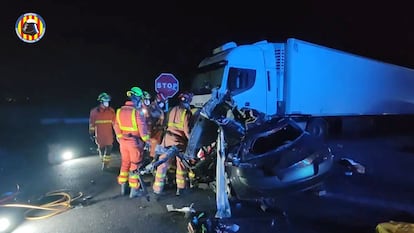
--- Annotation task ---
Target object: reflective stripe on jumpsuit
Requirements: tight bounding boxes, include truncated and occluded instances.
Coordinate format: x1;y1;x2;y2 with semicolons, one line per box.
152;105;191;194
113;101;150;194
89;106;115;164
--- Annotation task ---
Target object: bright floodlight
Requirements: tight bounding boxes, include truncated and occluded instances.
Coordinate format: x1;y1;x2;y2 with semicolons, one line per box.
62;150;74;160
0;217;11;232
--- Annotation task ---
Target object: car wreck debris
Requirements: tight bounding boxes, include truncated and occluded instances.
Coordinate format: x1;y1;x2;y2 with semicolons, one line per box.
187;212;240;233
185;89;334;202
215;126;232;219
166;203;196;218
146;88;334;218
339;157;366;175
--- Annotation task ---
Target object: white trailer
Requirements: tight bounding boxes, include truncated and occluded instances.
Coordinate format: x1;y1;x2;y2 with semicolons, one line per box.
190;38;414;138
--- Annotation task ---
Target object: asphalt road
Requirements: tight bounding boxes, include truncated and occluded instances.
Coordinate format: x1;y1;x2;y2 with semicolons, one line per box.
2;135;414;233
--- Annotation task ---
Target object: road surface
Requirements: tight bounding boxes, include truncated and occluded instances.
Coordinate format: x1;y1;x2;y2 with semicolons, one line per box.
1;135;414;233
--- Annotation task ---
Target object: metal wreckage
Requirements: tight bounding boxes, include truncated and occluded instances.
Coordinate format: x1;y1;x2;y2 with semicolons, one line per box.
143;88;335;215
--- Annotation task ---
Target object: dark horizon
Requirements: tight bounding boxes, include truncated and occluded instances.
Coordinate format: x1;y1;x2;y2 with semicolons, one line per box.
1;1;414;105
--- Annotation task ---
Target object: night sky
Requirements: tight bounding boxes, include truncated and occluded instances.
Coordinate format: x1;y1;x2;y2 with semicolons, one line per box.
1;1;413;107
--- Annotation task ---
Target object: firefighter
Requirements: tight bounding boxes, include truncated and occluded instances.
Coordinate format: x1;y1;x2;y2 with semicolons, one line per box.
142;91;152;108
141;91;152;134
147;93;167;159
141;91;153;146
141;91;152;126
152;92;193;197
89;92;116;170
113;86;150;198
155;92;168;112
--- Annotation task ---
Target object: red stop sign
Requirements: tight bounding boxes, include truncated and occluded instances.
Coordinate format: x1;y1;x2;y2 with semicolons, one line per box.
155;73;179;98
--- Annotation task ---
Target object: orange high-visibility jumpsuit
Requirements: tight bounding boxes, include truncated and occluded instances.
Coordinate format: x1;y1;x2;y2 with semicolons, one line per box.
89;105;115;163
113;101;150;190
152;105;192;194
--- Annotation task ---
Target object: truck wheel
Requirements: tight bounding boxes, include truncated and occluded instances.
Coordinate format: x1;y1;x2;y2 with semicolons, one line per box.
306;118;328;139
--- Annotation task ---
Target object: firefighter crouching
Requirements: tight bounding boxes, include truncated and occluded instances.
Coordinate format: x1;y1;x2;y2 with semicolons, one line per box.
113;86;150;198
152;92;193;197
89;92;116;170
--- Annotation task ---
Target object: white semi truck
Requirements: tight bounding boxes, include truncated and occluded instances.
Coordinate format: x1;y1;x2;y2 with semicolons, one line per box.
190;38;414;138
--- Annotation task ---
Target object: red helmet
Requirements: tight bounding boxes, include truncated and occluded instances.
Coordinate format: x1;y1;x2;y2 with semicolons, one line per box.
156;93;167;102
178;92;193;103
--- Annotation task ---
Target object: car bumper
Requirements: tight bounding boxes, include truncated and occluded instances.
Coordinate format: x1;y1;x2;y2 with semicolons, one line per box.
229;154;334;200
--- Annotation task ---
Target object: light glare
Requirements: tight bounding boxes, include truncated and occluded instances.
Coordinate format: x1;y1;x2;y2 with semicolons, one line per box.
0;217;11;232
62;150;74;160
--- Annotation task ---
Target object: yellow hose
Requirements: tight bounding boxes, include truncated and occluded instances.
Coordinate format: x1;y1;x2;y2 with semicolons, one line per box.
0;190;83;220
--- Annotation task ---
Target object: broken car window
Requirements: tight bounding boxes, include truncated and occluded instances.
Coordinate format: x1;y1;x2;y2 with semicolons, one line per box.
250;122;303;155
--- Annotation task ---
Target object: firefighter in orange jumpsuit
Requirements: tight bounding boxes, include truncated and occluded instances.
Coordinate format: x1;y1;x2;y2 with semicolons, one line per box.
149;93;168;158
142;92;167;159
89;92;116;170
113;87;150;198
141;91;154;158
152;92;193;196
155;92;168;112
141;91;152;125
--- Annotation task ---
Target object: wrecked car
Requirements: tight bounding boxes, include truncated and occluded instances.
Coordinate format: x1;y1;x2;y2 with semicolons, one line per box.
184;89;335;201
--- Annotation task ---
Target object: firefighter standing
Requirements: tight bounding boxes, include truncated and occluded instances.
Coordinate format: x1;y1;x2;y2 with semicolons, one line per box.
141;91;152;129
142;91;152;109
89;92;116;170
155;92;168;112
149;93;168;158
113;87;150;198
143;92;167;159
152;92;193;196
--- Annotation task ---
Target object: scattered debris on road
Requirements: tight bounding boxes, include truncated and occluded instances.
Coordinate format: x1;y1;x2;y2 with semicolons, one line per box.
82;195;93;201
166;203;196;218
339;157;366;175
187;212;240;233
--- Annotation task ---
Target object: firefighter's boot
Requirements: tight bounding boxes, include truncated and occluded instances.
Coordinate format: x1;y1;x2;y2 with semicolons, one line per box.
120;183;128;196
189;170;196;188
176;188;184;196
129;188;142;198
101;155;111;170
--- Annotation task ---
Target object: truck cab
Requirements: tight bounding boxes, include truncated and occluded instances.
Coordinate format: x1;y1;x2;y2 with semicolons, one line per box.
191;40;284;118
